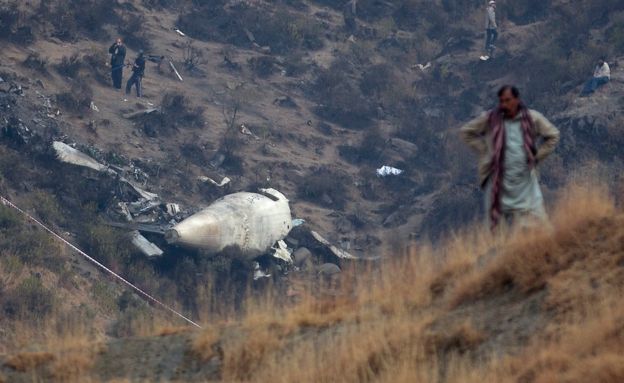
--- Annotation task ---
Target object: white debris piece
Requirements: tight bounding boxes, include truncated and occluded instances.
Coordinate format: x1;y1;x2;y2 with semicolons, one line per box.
90;101;99;112
169;60;184;82
122;178;159;201
253;262;271;280
240;124;253;136
292;218;305;227
197;176;231;187
310;231;358;260
166;203;181;216
118;202;133;221
174;28;186;37
52;142;112;173
131;230;164;257
412;62;431;71
376;165;404;177
272;240;293;263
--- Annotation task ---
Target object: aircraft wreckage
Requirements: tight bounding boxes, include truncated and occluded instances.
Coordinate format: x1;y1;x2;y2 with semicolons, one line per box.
51;141;357;261
165;188;292;257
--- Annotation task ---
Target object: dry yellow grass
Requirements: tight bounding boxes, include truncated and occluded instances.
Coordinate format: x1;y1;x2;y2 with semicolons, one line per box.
4;351;55;372
2;178;623;382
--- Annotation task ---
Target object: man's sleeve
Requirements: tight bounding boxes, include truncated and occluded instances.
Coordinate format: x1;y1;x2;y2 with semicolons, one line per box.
532;111;560;162
108;44;115;54
460;113;489;155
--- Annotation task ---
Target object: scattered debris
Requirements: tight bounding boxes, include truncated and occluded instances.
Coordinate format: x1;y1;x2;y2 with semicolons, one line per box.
239;124;259;140
272;240;293;263
310;231;358;259
412;62;432;71
89;101;99;112
253;262;271;280
292;218;305;227
376;165;404;177
118;202;133;221
166;203;181;217
198;175;231;187
128;199;161;216
52;141;113;174
131;231;164;257
168;60;184;82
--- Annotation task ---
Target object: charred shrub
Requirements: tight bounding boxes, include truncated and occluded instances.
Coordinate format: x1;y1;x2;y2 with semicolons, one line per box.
56;80;94;114
312;61;375;129
22;53;48;74
3;277;55;319
141;92;205;136
360;64;397;98
82;49;110;86
248;56;278;78
338;127;385;165
0;5;34;45
118;13;152;51
298;167;349;209
161;92;205;129
56;53;82;78
40;0;119;41
178;4;323;54
504;0;552;25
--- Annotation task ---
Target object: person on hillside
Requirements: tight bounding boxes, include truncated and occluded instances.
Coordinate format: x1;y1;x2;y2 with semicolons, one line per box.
480;1;498;61
126;50;146;98
460;85;560;230
109;38;127;90
580;58;610;96
343;0;358;36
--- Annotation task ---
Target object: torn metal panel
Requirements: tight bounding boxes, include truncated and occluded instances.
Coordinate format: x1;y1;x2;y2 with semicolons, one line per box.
272;240;293;263
198;176;231;187
131;230;164;257
165;203;180;217
310;230;358;260
165;190;292;258
121;178;159;201
128;198;161;216
118;202;133;222
52;141;114;174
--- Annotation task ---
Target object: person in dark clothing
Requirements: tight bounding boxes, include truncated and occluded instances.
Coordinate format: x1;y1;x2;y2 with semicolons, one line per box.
109;38;127;89
126;50;146;98
343;0;357;35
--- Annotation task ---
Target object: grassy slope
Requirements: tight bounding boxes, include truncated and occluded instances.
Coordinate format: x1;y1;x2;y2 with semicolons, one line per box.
1;181;623;382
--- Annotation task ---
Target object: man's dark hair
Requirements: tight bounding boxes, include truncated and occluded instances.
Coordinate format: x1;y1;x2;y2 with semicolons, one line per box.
498;85;520;98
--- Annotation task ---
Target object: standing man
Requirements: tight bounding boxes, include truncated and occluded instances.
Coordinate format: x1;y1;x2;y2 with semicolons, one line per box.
343;0;358;36
481;1;498;61
580;58;611;96
109;38;126;90
460;85;560;230
126;50;146;98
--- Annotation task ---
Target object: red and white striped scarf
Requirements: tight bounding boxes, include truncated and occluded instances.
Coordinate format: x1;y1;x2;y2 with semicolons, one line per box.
487;105;536;229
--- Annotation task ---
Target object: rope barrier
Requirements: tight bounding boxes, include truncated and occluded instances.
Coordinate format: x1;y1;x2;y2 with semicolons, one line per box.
0;195;202;329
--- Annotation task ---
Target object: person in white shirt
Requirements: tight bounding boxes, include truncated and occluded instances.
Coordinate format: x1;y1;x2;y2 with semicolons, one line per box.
581;58;611;96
